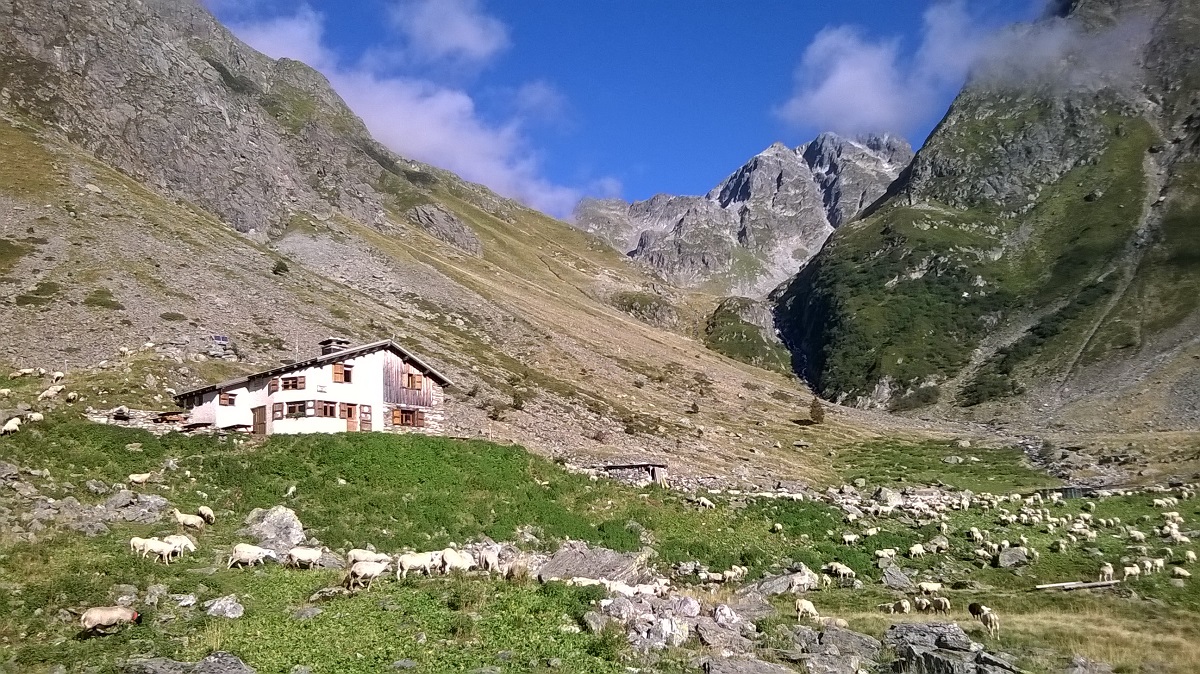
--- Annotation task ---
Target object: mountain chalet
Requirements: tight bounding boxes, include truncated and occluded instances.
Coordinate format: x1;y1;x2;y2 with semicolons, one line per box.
173;338;452;436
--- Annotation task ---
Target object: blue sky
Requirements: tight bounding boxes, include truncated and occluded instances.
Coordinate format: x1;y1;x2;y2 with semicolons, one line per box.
205;1;1043;217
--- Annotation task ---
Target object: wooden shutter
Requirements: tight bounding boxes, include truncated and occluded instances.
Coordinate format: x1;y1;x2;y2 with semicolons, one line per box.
339;403;347;419
272;403;284;420
392;408;402;425
360;405;372;431
415;410;426;427
268;378;279;394
332;363;345;383
305;400;315;416
410;372;424;389
297;376;306;390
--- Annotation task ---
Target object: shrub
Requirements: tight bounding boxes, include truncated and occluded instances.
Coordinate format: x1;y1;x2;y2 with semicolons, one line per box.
809;397;826;424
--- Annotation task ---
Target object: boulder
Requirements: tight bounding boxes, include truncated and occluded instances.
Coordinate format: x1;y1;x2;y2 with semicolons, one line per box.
820;626;882;662
884;622;976;653
667;595;702;618
405;204;484;257
882;565;913;591
239;506;306;555
713;603;742;627
695;618;754;654
581;611;609;633
203;595;244;619
122;652;255;674
738;564;819;595
996;547;1029;568
536;540;653;584
943;455;965;464
873;487;903;508
86;479;110;494
1063;655;1115;674
0;461;18;479
292;607;322;620
703;658;797;674
803;654;860;674
105;490;136;509
308;587;350;603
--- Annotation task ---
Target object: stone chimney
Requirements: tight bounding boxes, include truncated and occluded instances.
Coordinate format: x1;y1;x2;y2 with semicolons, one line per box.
318;337;351;355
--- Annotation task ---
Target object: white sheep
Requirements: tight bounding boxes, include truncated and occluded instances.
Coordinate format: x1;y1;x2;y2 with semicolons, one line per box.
697;497;716;509
25;412;44;422
877;602;895;614
347;549;392;566
129;537;156;556
80;606;142;634
197;506;215;525
37;385;64;401
344;560;391;590
722;565;748;582
1153;558;1166;573
1099;562;1114;582
172;509;205;530
129;473;153;487
162;534;196;560
1174;567;1192;578
479;545;502;575
795;598;819;620
874;548;897;559
227;543;277;568
908;543;927;558
913;597;931;612
286;546;327;569
440;548;476;573
141;538;177;564
931;597;951;615
0;388;9;398
1122;565;1141;580
841;533;860;545
50;371;64;383
1186;550;1196;564
7;368;34;378
980;610;1000;638
917;582;942;595
1;417;21;435
396;551;442;578
893;599;912;614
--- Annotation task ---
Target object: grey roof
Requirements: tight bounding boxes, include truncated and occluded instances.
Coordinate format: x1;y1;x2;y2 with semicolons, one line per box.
172;339;453;401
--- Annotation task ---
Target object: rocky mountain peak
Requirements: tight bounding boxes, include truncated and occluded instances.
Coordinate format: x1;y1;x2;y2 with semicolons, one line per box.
573;132;910;295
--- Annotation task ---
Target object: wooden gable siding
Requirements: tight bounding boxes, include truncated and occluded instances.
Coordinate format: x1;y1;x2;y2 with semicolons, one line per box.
382;351;434;407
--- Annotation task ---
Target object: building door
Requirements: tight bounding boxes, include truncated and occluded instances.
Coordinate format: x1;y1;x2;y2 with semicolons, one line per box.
344;403;358;432
251;406;267;435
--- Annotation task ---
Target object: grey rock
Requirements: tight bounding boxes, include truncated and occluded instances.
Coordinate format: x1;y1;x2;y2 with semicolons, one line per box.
582;610;609;633
803;653;860;674
1063;655;1115;674
171;594;197;607
738;563;819;595
10;481;38;498
667;595;702;618
703;657;797;674
122;652;256;674
391;660;417;670
468;668;500;674
145;584;170;606
203;595;244;619
713;603;742;627
885;622;977;653
406;204;482;256
104;490;137;509
872;487;903;507
536;540;653;584
86;479;111;494
943;455;964;464
547;657;562;668
239;506;305;556
291;607;322;620
112;584;140;606
726;592;776;621
996;547;1030;568
883;565;914;590
820;626;882;662
290;668;312;674
68;520;110;537
0;461;18;479
695;617;754;654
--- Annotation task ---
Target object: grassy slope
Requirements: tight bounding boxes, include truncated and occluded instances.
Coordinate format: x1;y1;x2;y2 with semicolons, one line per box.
2;420;1199;673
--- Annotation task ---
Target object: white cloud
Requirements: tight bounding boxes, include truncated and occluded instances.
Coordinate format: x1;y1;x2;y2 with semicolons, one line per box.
387;0;510;66
775;0;1153;138
513;80;569;123
227;5;594;218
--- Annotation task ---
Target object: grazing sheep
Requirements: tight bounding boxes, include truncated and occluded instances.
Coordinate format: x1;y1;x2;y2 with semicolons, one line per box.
1141;559;1154;575
129;537;156;556
697;497;715;509
917;582;942;595
25;412;44;422
1186;550;1197;564
874;548;897;559
823;562;855;581
931;597;951;615
1;417;21;436
50;371;64;383
172;509;205;530
1174;567;1192;578
908;544;927;558
141;538;177;564
877;602;896;614
723;565;748;582
347;549;392;566
37;385;64;401
820;573;834;589
1128;530;1147;543
162;535;196;560
814;616;848;628
440;548;476;574
0;389;9;398
795;598;819;620
841;533;860;545
913;597;932;612
862;527;880;537
479;546;502;575
80;606;142;634
197;506;215;525
1153;558;1166;573
8;368;34;378
1122;565;1141;580
129;473;153;487
396;551;442;578
980;610;1000;638
893;599;912;614
286;546;327;569
1099;562;1114;582
968;603;990;622
227;543;277;568
344;560;391;591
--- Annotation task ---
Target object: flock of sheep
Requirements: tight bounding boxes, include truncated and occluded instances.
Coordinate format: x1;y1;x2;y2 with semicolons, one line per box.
1;368;71;435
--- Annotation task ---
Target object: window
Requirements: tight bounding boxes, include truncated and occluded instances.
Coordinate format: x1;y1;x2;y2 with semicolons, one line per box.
268;378;279;394
342;365;353;383
285;401;306;416
319;401;337;417
282;376;305;390
406;372;424;389
219;392;236;406
392;408;425;427
332;363;353;383
272;402;284;420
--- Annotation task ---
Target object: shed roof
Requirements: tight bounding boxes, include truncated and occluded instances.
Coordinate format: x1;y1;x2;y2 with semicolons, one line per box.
172;339;453;402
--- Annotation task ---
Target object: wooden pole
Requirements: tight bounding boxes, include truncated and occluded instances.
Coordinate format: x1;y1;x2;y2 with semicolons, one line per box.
1034;580;1121;591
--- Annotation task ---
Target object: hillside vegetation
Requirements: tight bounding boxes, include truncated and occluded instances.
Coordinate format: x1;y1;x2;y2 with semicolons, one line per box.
3;420;1200;673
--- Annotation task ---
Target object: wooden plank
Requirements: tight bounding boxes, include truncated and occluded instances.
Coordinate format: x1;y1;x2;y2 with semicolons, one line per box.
1034;580;1120;591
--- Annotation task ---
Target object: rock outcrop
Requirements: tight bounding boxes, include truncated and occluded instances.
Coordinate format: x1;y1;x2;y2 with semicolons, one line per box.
574;134;911;295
